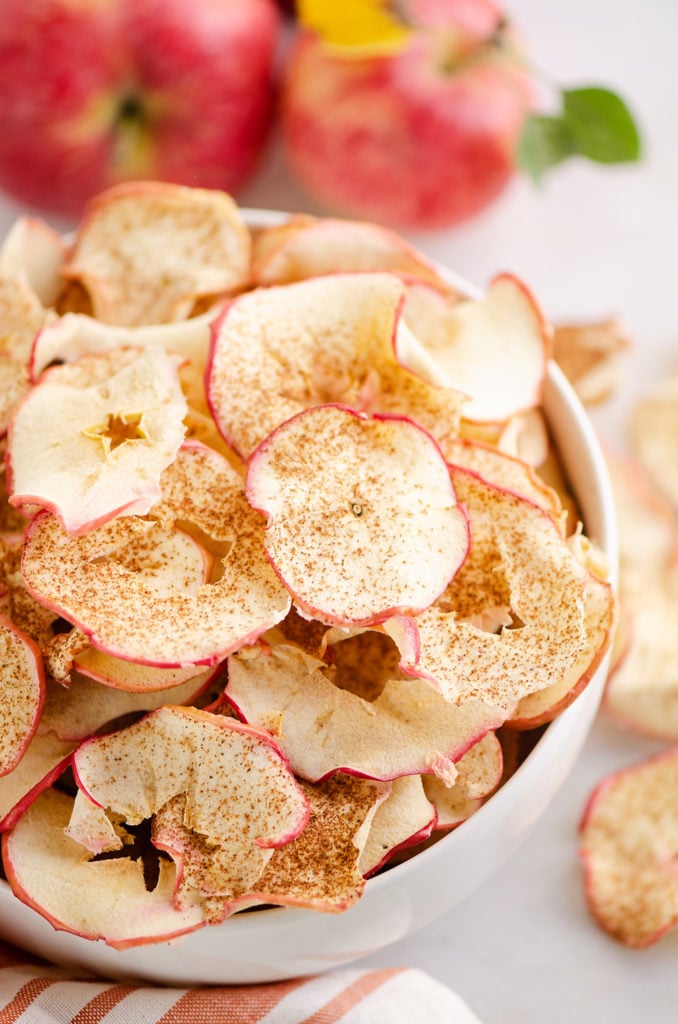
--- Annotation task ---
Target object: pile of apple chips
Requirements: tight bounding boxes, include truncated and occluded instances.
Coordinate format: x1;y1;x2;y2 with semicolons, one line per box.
0;182;615;947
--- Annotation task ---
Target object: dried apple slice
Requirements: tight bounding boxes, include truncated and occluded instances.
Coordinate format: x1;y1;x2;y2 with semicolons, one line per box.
21;444;291;667
0;615;45;776
0;215;65;306
72;647;213;694
247;405;469;626
252;215;446;288
552;318;629;406
579;749;678;948
413;466;616;718
39;668;217;741
8;346;188;535
631;372;678;509
360;775;436;877
63;182;251;326
207;272;465;459
226;643;503;785
423;732;503;830
71;706;309;923
3;787;205;947
0;276;51;435
0;731;75;831
403;275;550;423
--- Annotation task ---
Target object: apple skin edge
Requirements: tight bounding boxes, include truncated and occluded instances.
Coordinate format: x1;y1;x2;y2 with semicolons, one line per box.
0;0;282;217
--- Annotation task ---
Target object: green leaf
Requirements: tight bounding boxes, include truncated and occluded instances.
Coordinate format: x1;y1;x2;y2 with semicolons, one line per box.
562;86;642;164
517;114;576;183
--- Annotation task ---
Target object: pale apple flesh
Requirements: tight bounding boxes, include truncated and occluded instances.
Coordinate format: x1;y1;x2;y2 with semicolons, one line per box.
423;732;503;830
0;731;75;832
580;749;678;948
8;346;188;535
0;615;45;777
246;404;470;625
359;774;436;877
0;216;65;307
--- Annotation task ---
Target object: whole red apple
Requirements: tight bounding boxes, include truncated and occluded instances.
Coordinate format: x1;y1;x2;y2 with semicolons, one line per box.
0;0;281;218
282;2;533;231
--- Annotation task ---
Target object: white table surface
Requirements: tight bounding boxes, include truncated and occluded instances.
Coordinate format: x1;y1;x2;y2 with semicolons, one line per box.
0;1;676;1019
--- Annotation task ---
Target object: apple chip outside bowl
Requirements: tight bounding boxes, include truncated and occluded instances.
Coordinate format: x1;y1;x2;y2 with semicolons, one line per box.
0;202;617;986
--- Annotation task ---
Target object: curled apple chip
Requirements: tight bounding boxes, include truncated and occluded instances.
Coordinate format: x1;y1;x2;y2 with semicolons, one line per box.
403;275;550;423
552;318;629;406
3;787;205;947
252;215;446;288
8;346;188;535
360;775;436;877
21;444;291;666
579;750;678;948
63;182;251;326
207;272;465;459
423;732;503;830
413;467;615;718
247;405;469;625
70;706;309;924
0;276;51;435
227;643;502;785
0;615;45;776
0;216;64;307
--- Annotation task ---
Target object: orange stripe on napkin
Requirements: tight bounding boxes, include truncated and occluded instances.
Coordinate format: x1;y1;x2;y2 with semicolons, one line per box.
0;977;59;1024
157;976;310;1024
70;983;138;1024
302;967;404;1023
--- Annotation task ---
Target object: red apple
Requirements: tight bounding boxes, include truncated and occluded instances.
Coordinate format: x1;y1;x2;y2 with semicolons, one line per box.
282;3;533;230
0;0;281;218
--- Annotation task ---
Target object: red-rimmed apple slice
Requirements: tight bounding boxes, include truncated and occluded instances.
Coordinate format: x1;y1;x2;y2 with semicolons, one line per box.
360;775;436;877
0;615;45;777
3;787;205;948
72;647;215;694
252;215;446;288
0;215;65;307
178;774;389;918
63;182;251;327
39;668;217;742
247;405;469;626
71;706;309;922
444;437;564;527
579;749;678;948
413;466;616;718
403;275;550;423
207;272;465;459
0;731;75;832
423;732;503;830
631;372;678;509
8;346;187;535
226;643;503;785
21;443;291;667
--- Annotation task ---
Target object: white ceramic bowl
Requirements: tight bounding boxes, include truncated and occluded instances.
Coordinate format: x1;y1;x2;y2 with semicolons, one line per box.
0;213;617;985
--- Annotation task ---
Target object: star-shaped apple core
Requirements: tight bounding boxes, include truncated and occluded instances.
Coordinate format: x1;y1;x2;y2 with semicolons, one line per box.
82;411;149;457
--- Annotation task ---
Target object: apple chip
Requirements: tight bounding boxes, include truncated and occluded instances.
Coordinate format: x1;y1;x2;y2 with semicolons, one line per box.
247;405;469;625
72;646;213;694
70;706;309;923
3;788;205;947
0;215;64;307
207;272;465;459
8;346;188;535
252;215;446;288
0;276;51;435
63;182;251;326
579;749;678;948
403;275;550;423
360;775;436;877
0;731;75;831
631;371;678;509
21;444;291;666
423;732;503;830
0;615;45;776
552;318;629;406
413;466;615;718
39;668;216;741
226;643;503;785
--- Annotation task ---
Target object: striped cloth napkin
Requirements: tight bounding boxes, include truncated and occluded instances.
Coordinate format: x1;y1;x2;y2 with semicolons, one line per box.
0;942;484;1024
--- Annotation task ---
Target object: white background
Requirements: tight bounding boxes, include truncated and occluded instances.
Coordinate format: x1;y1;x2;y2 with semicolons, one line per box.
0;1;676;1020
